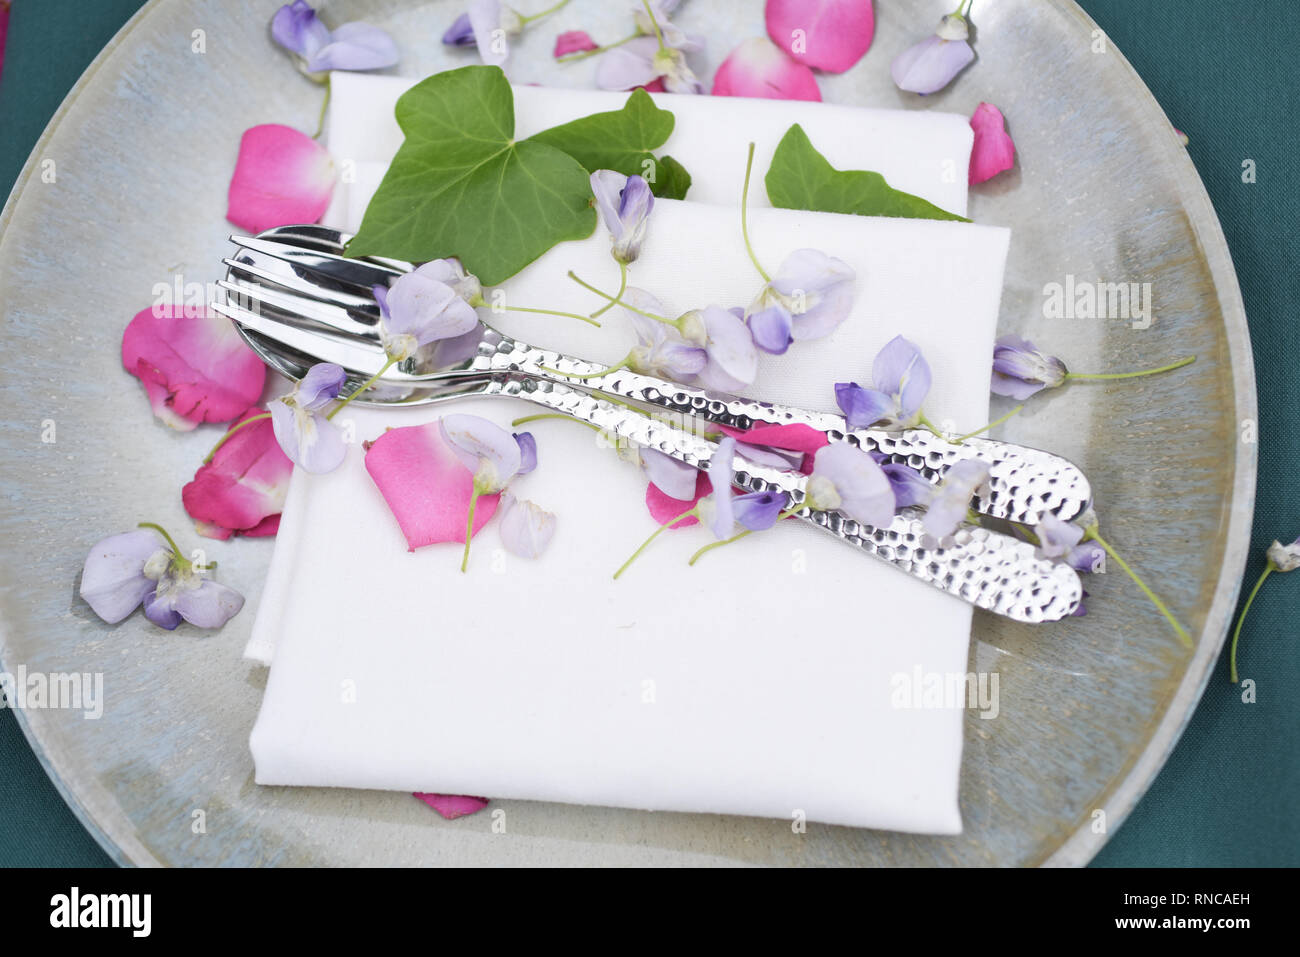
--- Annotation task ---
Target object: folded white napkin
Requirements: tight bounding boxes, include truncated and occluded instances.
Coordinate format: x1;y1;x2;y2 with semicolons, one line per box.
322;72;973;229
246;191;1010;833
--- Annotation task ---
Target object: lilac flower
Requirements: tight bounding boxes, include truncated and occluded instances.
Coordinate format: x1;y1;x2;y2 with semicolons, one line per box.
834;335;933;430
374;260;480;360
921;459;990;540
623;290;707;380
1032;512;1106;573
271;1;399;76
595;4;705;94
698;437;789;538
269;362;348;474
990;335;1069;399
1267;537;1300;572
733;442;804;472
497;493;557;559
514;431;538;475
440;414;526;494
442;12;478;46
805;442;896;528
591;171;655;264
891;11;975;95
881;461;935;509
746;249;856;354
691;306;760;392
79;527;244;631
621;445;699;500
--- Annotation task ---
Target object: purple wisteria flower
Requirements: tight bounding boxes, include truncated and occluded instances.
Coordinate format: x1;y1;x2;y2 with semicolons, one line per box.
691;306;760;392
596;1;705;94
990;334;1069;399
746;249;856;355
271;1;399;76
698;437;789;538
621;444;699;500
625;299;708;380
374;259;481;360
440;414;527;494
442;12;479;46
921;458;990;540
514;431;538;475
591;171;655;264
834;335;933;430
269;362;348;474
881;461;935;509
891;11;975;95
465;0;523;69
497;492;557;559
1034;512;1106;573
805;442;896;528
1267;536;1300;572
79;527;245;631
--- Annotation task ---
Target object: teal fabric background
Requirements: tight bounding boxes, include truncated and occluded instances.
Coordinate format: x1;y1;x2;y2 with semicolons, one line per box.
1;0;1295;868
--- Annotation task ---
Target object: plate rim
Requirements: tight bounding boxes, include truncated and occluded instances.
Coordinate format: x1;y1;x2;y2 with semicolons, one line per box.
0;0;1258;868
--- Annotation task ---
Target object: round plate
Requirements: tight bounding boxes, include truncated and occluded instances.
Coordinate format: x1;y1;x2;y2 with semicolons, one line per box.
0;0;1255;866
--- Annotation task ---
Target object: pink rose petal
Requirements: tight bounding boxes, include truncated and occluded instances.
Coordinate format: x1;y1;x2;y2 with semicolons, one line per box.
712;37;821;101
554;29;598;58
969;102;1016;185
226;124;335;233
717;421;829;471
365;421;501;551
766;0;874;73
414;793;490;820
122;305;267;430
646;470;711;528
182;407;292;540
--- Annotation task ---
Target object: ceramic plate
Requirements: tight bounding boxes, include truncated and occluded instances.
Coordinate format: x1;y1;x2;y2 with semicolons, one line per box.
0;0;1255;866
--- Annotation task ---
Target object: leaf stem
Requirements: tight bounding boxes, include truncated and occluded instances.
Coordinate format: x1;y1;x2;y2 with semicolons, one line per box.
327;356;398;420
614;505;697;579
1065;356;1196;381
590;260;627;319
1229;565;1272;683
1084;526;1191;647
741;142;771;283
952;404;1024;444
202;412;271;464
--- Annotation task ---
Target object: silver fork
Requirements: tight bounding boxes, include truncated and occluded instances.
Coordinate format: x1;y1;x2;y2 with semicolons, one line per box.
212;230;1084;622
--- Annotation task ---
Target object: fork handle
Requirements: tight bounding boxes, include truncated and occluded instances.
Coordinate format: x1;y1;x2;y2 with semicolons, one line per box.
492;375;1082;623
475;333;1092;526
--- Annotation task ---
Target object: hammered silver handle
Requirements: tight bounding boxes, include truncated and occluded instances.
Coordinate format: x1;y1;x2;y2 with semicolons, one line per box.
489;375;1082;623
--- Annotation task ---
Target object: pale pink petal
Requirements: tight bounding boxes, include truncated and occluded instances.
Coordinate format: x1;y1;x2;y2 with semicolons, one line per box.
182;408;292;539
122;305;267;430
554;29;598;57
969;102;1016;184
226;124;335;233
766;0;874;72
712;37;821;101
645;471;710;528
364;421;500;551
414;793;489;819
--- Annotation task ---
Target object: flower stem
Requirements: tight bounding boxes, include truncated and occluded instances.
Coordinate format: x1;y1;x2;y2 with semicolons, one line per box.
203;412;271;464
590;261;627;319
687;507;800;566
1084;526;1191;647
1065;356;1196;381
614;506;698;579
137;522;182;557
461;487;481;573
511;413;601;432
497;303;601;328
916;412;948;438
541;357;630;379
567;271;675;326
313;76;331;140
641;0;667;52
1229;565;1272;683
519;0;570;26
741;142;771;283
952;404;1024;444
327;357;398;420
558;33;639;62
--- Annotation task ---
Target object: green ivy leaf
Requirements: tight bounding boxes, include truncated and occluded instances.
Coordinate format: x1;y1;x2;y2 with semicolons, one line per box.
764;123;969;223
527;88;692;200
347;66;597;285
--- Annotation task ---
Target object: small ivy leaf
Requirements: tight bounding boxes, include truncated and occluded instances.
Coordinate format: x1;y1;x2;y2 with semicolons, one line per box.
765;123;969;223
526;88;693;200
346;65;597;285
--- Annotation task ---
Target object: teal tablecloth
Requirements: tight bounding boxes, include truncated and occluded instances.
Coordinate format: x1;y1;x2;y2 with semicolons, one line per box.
1;0;1296;868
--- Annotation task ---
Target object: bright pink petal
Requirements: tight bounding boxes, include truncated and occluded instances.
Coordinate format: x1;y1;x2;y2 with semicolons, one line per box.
554;29;598;57
364;421;500;551
122;305;267;430
716;422;829;468
226;124;335;233
969;102;1016;185
638;78;666;93
712;37;821;101
766;0;874;73
414;793;490;819
646;471;711;528
182;408;292;540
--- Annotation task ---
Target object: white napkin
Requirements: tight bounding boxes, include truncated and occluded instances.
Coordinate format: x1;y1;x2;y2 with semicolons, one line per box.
322;72;973;229
246;194;1010;833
